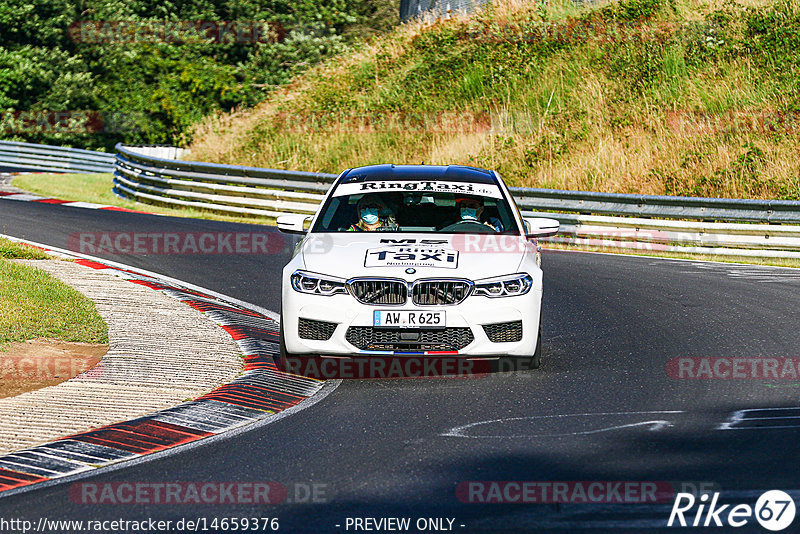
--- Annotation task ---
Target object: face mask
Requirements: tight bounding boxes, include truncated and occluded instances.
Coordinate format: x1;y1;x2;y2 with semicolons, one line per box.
461;207;478;220
361;207;379;224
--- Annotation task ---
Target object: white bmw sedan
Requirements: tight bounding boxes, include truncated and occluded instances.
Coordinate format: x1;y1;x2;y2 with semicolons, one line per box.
277;164;558;369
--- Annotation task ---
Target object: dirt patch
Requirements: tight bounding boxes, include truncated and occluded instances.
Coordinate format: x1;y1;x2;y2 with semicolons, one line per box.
0;338;107;399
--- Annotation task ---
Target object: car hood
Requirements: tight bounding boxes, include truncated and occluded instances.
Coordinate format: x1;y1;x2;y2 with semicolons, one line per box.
299;232;533;281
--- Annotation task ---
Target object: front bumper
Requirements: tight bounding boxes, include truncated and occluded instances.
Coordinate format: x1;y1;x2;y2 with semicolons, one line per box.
281;288;542;357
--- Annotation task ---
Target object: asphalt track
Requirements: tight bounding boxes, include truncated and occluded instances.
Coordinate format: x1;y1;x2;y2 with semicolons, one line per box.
2;197;800;532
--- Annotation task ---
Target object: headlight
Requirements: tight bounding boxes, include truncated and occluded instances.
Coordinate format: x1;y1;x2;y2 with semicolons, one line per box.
473;273;533;298
290;270;348;296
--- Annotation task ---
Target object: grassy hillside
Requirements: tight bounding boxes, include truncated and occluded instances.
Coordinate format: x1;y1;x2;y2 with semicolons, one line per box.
189;0;800;199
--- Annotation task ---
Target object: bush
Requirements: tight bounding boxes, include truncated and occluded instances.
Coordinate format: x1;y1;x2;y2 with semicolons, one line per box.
0;0;400;150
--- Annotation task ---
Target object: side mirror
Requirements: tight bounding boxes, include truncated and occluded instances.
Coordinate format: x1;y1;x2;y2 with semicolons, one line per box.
524;217;559;238
277;214;312;234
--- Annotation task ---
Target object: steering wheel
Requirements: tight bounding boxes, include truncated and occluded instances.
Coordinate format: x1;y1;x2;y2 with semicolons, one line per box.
439;219;495;233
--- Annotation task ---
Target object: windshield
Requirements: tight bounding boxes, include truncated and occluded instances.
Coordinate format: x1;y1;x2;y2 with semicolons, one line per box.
311;180;520;234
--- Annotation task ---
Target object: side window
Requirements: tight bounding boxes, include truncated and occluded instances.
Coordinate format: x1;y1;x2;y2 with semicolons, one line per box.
320;197;341;230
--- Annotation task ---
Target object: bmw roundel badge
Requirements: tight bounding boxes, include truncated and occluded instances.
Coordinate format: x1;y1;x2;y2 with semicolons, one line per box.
405;268;416;275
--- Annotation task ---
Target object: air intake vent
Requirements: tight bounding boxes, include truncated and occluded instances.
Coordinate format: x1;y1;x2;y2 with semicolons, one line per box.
482;320;523;343
298;318;337;340
412;280;471;306
348;279;407;305
345;327;474;351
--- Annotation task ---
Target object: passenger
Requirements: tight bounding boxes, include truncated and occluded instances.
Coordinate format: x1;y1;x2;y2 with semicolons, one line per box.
348;195;398;231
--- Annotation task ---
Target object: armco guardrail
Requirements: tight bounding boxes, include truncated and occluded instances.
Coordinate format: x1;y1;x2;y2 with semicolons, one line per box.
112;144;800;258
540;212;800;259
0;140;115;174
114;144;335;218
510;187;800;224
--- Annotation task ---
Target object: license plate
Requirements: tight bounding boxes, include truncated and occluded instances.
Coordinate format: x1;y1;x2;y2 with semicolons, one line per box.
373;310;445;328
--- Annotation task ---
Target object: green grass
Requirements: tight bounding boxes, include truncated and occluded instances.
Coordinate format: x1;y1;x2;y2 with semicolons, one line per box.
12;173;275;226
0;239;109;349
0;239;51;260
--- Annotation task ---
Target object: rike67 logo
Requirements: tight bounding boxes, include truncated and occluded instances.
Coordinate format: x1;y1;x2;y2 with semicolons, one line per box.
668;490;796;531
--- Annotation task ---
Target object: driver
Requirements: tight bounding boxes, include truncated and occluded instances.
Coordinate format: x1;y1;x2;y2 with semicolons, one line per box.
348;194;398;231
456;197;502;232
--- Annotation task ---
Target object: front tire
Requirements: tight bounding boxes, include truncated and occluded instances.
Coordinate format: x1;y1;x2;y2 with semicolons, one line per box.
279;317;287;360
279;313;316;377
278;310;296;372
278;317;288;373
498;316;542;372
530;319;543;369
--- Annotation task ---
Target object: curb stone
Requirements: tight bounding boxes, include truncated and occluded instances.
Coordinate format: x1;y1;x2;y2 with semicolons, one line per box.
0;255;325;495
0;259;243;454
